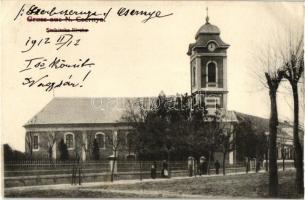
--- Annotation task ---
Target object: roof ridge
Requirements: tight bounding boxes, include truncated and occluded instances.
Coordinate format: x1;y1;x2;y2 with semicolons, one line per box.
233;111;269;120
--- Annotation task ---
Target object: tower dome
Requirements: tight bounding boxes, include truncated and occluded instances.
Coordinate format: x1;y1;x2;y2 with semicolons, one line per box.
196;22;220;37
195;15;220;39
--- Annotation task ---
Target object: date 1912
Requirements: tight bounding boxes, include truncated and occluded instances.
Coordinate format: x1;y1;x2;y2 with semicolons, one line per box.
22;33;81;53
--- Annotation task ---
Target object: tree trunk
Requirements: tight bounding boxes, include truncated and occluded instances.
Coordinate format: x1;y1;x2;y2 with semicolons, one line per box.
222;152;226;175
29;148;33;159
139;160;142;181
110;150;117;182
282;156;285;171
281;148;285;171
265;150;269;172
207;150;212;175
268;90;279;197
167;150;171;178
78;159;82;185
111;159;116;182
48;147;53;160
292;84;303;194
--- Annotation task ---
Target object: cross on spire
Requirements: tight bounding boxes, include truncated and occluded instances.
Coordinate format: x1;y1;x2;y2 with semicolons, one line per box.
206;7;209;23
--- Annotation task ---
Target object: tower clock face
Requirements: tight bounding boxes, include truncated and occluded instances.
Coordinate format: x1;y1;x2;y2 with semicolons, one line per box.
208;43;216;52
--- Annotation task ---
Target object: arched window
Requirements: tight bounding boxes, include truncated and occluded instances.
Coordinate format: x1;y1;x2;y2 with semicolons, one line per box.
95;132;105;149
207;61;217;83
64;132;74;149
191;60;196;87
33;134;39;151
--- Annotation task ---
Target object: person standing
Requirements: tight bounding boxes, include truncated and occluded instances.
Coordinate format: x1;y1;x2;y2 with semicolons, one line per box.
188;156;194;177
245;157;250;173
199;156;204;175
256;159;261;173
151;161;157;179
214;160;220;175
161;160;168;178
202;157;207;175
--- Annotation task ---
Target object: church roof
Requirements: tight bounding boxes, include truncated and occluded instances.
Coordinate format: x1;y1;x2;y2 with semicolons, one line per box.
24;97;146;126
195;22;220;38
25;97;239;127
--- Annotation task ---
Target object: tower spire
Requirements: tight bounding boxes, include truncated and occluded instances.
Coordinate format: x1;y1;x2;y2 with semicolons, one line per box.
206;7;209;23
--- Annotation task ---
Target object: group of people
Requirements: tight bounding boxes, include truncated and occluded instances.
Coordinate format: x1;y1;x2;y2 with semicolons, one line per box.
150;160;168;179
188;156;221;176
150;157;222;179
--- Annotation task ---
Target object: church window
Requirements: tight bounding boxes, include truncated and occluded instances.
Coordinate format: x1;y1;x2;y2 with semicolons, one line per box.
95;132;106;149
64;132;74;149
33;135;39;150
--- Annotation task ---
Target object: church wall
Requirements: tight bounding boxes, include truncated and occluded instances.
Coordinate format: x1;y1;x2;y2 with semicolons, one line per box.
25;125;134;161
25;131;51;159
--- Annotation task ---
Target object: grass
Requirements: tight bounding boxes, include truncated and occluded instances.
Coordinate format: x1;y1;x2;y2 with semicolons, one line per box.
91;170;302;198
5;170;303;198
5;189;148;198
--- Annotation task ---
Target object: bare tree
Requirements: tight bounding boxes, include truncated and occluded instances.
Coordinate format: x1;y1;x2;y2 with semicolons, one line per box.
81;134;93;161
265;67;284;197
281;33;304;194
47;132;56;160
106;131;125;182
121;98;150;180
217;110;237;176
255;42;285;196
25;132;34;159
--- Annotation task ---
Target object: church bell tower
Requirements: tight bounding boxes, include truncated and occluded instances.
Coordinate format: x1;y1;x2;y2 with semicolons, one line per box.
187;9;229;115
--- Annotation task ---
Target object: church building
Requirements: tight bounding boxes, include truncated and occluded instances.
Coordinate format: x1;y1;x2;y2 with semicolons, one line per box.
24;11;298;164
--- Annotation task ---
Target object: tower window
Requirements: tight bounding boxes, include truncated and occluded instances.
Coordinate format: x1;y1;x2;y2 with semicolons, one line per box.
207;62;217;83
192;67;196;86
191;60;196;87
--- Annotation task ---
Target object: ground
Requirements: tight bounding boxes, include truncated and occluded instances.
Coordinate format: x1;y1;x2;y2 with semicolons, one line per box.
5;170;303;198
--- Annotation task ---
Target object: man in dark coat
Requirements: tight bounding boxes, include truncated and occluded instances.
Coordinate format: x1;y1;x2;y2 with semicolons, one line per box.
202;157;208;175
214;160;220;175
151;161;157;179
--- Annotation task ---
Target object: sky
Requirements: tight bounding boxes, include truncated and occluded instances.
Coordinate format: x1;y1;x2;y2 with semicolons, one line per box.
1;1;304;151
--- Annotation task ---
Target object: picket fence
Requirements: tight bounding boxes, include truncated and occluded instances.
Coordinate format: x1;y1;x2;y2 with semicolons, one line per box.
4;160;189;172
